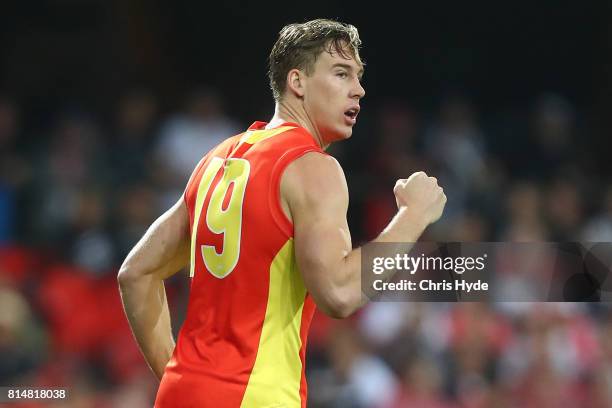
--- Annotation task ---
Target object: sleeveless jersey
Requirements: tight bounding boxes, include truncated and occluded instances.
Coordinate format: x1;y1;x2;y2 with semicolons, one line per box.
155;121;325;408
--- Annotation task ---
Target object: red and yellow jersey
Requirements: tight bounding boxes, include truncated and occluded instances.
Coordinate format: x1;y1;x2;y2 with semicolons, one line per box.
155;121;325;408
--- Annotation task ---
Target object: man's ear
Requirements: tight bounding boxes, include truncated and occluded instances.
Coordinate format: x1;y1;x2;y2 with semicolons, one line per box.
286;68;306;98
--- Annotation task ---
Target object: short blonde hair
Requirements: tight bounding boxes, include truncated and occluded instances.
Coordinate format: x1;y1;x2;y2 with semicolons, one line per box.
268;19;362;101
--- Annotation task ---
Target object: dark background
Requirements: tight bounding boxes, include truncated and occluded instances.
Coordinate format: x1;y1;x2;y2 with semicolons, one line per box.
0;1;608;131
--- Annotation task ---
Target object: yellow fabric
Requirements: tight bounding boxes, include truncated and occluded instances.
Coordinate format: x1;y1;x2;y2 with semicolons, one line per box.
201;158;250;279
240;239;305;408
190;157;224;277
240;126;296;145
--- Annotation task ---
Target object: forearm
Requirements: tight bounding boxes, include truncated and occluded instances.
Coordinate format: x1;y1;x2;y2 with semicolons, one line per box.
329;207;429;316
118;272;175;380
373;206;429;244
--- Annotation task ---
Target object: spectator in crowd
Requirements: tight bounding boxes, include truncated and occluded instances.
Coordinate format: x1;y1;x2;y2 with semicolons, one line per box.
153;87;241;208
31;113;109;249
363;102;425;240
309;323;398;408
424;95;487;220
582;186;612;242
0;284;46;383
109;88;160;187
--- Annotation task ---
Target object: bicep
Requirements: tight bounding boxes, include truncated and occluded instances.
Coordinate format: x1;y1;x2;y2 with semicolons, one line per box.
282;153;352;301
294;213;351;296
120;198;190;280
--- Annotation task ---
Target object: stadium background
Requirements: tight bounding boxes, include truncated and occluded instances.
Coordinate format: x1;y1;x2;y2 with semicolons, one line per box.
1;1;612;406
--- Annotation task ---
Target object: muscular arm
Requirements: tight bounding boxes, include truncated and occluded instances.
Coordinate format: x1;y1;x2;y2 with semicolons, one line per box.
282;153;444;319
117;198;190;379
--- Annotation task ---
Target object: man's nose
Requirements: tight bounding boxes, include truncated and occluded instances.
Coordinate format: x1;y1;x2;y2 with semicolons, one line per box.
352;80;365;99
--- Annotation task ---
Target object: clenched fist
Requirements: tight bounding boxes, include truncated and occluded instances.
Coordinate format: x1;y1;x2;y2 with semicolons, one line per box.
393;171;447;226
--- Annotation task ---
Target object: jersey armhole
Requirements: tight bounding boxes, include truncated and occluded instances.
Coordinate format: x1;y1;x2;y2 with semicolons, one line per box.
269;146;327;238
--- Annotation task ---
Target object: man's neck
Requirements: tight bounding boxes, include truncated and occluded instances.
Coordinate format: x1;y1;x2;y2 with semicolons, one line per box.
266;100;328;149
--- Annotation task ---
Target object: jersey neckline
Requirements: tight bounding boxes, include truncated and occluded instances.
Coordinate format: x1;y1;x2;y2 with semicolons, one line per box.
248;121;302;131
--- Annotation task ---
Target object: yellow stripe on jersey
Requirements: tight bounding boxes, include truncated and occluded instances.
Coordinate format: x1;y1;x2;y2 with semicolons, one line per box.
240;126;296;145
240;238;306;408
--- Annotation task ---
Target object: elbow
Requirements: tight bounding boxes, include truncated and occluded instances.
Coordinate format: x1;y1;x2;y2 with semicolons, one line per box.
117;267;130;287
317;290;359;319
326;306;353;320
117;265;139;287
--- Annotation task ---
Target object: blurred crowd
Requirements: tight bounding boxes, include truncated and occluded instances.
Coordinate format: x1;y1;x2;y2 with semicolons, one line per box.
0;87;611;407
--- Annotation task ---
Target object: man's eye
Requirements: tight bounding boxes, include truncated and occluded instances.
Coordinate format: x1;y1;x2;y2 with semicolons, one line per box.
337;72;348;78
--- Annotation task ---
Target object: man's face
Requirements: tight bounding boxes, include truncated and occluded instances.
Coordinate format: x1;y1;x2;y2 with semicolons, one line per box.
301;45;365;143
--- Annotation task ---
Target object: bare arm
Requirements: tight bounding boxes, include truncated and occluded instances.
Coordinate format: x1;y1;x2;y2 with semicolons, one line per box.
117;198;190;379
282;153;446;318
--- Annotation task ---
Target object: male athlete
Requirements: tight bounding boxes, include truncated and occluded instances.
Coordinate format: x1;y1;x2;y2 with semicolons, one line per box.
118;19;446;407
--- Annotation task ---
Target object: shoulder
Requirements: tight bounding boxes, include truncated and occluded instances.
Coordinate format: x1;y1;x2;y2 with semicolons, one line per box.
284;151;345;184
281;151;348;213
